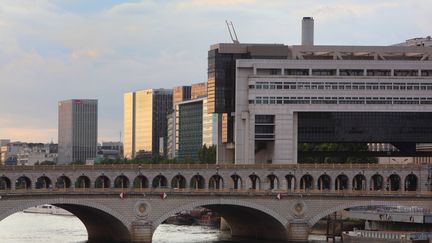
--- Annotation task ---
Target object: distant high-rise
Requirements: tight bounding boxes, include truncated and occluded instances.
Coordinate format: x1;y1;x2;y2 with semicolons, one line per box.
58;99;98;164
124;89;172;158
172;86;191;108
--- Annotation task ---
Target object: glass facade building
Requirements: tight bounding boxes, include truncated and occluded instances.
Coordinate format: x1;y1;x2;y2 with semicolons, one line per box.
123;89;172;158
58;99;98;164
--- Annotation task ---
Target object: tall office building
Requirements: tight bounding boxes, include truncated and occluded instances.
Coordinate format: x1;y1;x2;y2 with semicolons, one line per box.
124;89;172;158
58;99;98;164
172;86;191;108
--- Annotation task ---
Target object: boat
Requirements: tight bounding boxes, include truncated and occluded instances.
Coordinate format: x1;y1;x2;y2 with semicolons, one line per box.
195;211;221;228
164;212;196;225
342;229;432;243
23;204;73;216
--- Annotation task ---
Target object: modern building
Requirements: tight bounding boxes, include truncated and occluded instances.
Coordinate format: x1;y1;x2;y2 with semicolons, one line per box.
175;98;216;161
96;141;123;161
166;111;176;159
208;17;432;164
191;82;207;99
123;89;172;158
172;86;191;108
58;99;98;164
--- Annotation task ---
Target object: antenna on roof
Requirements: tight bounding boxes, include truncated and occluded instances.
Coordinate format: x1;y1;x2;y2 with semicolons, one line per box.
225;20;240;44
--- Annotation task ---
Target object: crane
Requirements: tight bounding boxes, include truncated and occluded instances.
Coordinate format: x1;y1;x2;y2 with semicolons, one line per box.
225;20;240;44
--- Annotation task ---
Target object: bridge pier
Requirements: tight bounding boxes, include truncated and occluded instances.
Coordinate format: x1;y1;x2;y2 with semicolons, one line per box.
287;222;310;242
131;220;154;243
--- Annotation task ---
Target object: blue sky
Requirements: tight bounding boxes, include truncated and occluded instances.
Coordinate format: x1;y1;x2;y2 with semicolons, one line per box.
0;0;431;142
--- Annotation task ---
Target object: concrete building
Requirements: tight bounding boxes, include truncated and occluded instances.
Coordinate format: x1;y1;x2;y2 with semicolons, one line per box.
123;89;172;158
58;99;98;164
1;142;57;165
208;18;432;164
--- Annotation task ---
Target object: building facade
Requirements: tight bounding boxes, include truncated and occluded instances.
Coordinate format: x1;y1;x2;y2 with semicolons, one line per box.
58;99;98;164
123;89;172;158
172;86;191;108
234;52;432;164
175;98;216;161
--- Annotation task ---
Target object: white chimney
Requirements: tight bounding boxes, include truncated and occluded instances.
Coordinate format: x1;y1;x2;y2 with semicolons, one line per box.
302;17;314;45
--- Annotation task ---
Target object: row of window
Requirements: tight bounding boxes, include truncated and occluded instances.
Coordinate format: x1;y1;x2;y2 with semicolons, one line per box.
251;96;432;105
251;81;432;91
256;68;432;77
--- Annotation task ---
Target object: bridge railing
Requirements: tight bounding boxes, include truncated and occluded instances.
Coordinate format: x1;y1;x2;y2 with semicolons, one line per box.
2;188;431;197
0;163;424;171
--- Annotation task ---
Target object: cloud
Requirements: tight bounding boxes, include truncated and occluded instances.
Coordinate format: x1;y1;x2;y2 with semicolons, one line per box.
70;49;100;59
176;0;257;9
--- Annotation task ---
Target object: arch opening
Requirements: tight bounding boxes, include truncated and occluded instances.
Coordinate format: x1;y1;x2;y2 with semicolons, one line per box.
15;176;31;190
231;174;242;189
352;174;366;190
0;176;11;190
300;174;314;190
0;202;131;242
285;174;296;190
114;175;130;189
36;176;52;189
267;174;279;190
209;174;224;189
155;202;289;242
387;174;401;191
405;174;418;191
249;174;260;190
317;174;331;190
371;174;384;191
335;174;348;190
56;175;71;189
190;175;205;189
75;175;91;189
152;175;168;188
171;175;187;189
133;175;149;189
95;175;111;189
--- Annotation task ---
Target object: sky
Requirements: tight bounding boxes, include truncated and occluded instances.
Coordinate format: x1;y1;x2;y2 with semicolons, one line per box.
0;0;431;143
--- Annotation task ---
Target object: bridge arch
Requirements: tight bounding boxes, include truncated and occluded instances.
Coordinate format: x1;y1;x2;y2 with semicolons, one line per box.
35;176;52;189
285;174;296;190
133;175;149;188
154;199;289;241
0;198;131;242
266;174;279;190
0;176;11;190
114;175;130;189
405;173;418;191
75;175;91;188
335;174;348;190
95;175;111;188
171;174;187;189
230;174;242;189
209;174;224;189
307;200;432;227
15;176;31;189
56;175;71;189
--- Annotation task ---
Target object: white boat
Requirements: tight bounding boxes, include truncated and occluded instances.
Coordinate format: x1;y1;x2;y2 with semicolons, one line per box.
23;204;73;216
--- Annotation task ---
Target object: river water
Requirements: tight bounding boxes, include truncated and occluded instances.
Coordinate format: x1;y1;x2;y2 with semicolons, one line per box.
0;212;326;243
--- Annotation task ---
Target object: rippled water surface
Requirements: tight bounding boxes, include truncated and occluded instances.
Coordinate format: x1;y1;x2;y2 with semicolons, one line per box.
0;212;326;243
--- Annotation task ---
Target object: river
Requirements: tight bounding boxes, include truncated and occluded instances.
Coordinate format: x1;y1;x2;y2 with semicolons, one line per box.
0;212;327;242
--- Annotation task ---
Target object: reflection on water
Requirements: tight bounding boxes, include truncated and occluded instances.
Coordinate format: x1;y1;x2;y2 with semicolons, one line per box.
0;213;326;243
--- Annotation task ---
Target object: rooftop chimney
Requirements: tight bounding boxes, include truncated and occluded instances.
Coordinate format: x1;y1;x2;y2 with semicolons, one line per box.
302;17;314;45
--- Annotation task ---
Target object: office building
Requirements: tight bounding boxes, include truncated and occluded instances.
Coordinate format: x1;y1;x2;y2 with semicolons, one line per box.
191;82;207;99
176;98;215;161
124;89;172;158
58;99;98;164
209;17;432;164
172;86;191;108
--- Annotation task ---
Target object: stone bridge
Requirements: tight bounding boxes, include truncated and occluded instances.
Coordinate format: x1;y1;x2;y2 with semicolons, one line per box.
0;163;431;242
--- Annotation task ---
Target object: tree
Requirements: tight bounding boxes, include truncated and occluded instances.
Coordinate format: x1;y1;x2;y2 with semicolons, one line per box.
197;145;216;164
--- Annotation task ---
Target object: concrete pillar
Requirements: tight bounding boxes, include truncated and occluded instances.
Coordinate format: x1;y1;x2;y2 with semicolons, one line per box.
287;222;309;242
131;220;154;243
273;112;297;164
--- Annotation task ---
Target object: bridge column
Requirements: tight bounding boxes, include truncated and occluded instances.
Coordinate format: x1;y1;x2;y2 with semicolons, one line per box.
131;220;154;243
287;222;310;242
